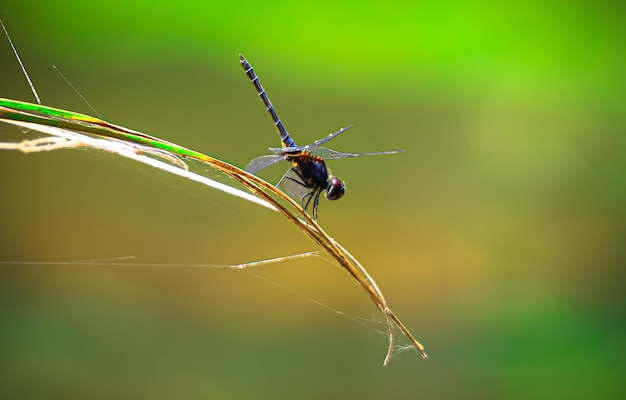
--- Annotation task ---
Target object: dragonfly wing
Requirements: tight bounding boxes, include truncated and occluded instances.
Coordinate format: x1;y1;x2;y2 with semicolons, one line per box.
310;147;405;160
268;145;307;155
267;125;352;154
245;154;285;173
277;168;315;199
307;125;353;149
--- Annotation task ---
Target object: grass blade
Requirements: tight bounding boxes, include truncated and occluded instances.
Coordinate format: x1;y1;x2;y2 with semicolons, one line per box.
0;97;427;364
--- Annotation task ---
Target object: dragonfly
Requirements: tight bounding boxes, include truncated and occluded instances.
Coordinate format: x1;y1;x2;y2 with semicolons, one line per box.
240;55;404;220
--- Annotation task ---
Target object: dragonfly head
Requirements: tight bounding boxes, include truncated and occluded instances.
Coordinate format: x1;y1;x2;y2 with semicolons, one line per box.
326;176;345;200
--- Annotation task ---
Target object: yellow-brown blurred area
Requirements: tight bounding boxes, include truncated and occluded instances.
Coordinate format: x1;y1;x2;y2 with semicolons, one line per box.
1;1;624;399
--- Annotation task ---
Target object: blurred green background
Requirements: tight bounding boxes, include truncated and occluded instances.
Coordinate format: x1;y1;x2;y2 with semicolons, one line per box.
1;0;624;398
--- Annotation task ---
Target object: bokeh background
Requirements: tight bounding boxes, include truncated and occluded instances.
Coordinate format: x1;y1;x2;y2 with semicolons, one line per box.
1;1;624;398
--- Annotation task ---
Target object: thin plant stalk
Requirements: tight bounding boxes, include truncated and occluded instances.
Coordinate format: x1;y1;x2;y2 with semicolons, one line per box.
0;97;427;364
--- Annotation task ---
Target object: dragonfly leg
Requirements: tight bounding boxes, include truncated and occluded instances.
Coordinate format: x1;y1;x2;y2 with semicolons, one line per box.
276;167;319;220
312;189;323;221
277;167;306;188
299;188;322;221
301;191;315;219
278;175;306;189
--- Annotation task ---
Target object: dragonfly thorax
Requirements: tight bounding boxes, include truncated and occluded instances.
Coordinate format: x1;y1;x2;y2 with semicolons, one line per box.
292;155;329;189
326;176;345;200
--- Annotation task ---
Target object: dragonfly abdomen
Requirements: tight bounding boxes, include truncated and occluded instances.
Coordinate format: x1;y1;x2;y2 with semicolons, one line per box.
239;55;296;148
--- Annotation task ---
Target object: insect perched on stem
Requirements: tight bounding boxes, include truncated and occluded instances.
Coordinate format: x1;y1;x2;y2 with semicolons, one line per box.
0;23;428;363
240;55;404;220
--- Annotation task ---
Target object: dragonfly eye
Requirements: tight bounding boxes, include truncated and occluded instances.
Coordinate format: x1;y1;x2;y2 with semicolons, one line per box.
326;177;345;200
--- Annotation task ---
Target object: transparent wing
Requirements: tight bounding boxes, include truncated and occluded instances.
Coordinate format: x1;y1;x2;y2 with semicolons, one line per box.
269;145;306;154
268;124;353;155
308;125;352;149
277;168;314;200
263;124;403;162
309;147;405;160
245;154;285;173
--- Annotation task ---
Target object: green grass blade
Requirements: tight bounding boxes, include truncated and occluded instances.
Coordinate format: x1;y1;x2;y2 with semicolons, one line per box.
0;97;427;364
